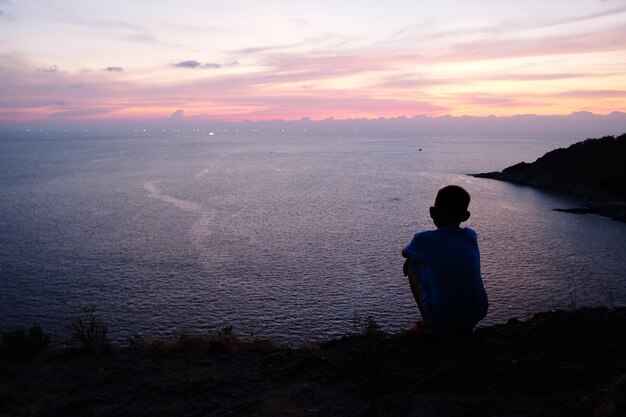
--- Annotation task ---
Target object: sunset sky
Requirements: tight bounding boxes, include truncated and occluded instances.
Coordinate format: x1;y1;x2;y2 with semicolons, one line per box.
1;0;626;124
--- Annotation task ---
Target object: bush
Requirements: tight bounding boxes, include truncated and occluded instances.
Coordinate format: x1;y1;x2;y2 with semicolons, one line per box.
69;307;109;353
0;325;50;361
351;312;382;336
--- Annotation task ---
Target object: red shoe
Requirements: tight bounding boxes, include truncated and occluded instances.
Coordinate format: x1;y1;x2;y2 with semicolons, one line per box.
411;320;434;334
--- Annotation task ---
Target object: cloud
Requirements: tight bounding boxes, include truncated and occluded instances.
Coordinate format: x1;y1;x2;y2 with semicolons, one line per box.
454;94;529;107
169;109;184;119
262;52;388;78
391;25;412;39
175;60;201;68
375;76;460;89
378;71;621;89
1;10;624;125
233;42;301;55
0;9;12;21
174;60;221;69
289;18;309;26
487;72;612;81
547;4;626;27
48;108;112;118
0;99;67;109
391;6;626;48
555;90;626;98
429;24;626;64
229;94;451;120
37;65;59;73
58;13;159;44
233;33;351;57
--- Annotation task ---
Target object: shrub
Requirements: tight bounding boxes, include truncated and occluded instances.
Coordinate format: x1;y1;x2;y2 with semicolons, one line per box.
0;325;50;361
177;331;212;350
351;312;382;336
214;326;277;352
69;307;109;353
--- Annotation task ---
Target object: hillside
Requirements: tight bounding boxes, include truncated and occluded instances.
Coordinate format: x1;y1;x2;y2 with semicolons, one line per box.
473;134;626;222
1;308;626;417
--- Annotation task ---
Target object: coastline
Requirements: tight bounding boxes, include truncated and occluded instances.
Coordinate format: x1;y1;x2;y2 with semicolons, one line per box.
471;134;626;223
2;307;625;417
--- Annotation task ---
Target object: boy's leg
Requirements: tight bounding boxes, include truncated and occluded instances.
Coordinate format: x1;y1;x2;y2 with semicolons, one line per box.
407;265;435;333
407;266;425;317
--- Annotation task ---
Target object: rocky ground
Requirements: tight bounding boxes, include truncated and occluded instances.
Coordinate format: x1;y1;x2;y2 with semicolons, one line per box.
1;308;625;417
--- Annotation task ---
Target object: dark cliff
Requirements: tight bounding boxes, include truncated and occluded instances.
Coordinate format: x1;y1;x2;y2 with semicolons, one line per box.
473;133;626;221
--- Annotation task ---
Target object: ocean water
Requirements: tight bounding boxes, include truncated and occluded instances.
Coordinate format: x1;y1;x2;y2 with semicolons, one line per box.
1;130;626;343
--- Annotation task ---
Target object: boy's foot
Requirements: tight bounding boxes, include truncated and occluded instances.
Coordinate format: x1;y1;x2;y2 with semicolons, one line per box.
409;320;434;335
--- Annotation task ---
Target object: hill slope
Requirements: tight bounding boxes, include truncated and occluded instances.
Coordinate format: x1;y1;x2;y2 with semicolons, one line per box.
1;308;626;417
473;134;626;221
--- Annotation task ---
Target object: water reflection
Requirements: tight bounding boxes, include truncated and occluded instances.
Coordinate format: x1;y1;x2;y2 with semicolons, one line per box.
1;132;625;342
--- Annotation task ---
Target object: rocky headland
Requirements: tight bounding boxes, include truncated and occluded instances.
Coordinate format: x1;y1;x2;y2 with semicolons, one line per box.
1;308;626;417
472;133;626;222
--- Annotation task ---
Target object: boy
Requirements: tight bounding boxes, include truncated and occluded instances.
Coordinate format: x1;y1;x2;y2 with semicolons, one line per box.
402;185;488;334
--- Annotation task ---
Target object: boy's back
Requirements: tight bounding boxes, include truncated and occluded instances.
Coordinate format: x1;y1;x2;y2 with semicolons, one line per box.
402;185;488;334
404;226;487;333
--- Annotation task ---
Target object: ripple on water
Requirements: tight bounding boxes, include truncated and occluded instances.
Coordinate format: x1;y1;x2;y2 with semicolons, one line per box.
1;132;625;343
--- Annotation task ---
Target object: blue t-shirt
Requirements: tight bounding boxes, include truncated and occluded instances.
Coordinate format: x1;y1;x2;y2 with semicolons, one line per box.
404;226;488;332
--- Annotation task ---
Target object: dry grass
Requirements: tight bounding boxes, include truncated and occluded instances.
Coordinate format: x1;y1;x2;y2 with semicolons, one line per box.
128;326;278;354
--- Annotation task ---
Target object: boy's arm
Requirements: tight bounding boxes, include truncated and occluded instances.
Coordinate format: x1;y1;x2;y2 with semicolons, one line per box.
402;234;422;276
402;247;421;276
402;232;421;259
402;246;410;276
403;258;422;276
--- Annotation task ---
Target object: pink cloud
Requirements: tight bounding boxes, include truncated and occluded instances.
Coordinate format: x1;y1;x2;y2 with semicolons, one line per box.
451;93;535;108
439;25;626;62
1;16;626;125
554;90;626;98
48;108;113;118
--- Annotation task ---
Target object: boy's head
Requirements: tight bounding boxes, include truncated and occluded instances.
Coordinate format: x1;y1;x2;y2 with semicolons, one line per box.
429;185;471;227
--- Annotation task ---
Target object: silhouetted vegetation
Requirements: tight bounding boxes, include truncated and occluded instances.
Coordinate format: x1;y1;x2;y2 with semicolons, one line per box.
351;312;383;336
127;325;277;354
68;306;109;353
0;325;49;361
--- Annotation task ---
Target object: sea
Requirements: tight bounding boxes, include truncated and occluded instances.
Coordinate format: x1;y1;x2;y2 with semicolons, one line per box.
1;130;626;343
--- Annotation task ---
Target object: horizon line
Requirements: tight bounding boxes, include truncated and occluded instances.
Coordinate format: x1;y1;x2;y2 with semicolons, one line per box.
2;109;625;127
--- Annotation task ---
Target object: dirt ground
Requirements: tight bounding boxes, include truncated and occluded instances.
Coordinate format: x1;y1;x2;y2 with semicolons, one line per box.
1;308;625;417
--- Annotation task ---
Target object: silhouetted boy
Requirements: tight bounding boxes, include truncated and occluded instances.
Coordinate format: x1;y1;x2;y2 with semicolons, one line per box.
402;185;488;334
